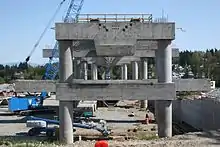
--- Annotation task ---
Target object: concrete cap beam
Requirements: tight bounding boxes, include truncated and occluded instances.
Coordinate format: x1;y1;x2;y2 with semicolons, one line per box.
42;48;179;58
55;22;175;40
13;80;56;92
13;79;212;93
56;81;176;101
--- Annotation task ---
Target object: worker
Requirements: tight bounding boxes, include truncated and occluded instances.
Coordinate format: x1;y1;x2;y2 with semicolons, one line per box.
94;140;108;147
145;110;152;124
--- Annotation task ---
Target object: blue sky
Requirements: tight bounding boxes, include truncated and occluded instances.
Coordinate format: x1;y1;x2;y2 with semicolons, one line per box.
0;0;220;65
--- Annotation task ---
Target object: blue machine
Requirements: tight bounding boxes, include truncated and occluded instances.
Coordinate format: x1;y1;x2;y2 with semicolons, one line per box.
26;116;110;137
8;91;48;113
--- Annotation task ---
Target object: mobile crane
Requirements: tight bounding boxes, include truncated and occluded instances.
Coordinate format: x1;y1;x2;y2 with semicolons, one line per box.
19;0;110;137
12;0;85;113
25;0;84;80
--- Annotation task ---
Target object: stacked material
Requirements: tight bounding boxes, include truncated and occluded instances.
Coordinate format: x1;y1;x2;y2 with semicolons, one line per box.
205;88;220;99
0;84;15;93
77;101;97;116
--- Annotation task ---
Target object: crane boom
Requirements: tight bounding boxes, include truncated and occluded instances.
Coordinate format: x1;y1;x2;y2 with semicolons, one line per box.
43;0;85;80
25;0;66;63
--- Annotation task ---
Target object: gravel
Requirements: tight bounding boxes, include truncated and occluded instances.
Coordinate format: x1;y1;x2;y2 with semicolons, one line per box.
71;132;220;147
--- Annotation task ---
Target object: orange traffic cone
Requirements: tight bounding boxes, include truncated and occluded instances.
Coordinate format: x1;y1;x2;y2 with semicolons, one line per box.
94;140;108;147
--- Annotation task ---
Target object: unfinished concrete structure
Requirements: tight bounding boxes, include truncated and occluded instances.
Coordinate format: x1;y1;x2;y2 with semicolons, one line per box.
54;13;176;143
43;47;179;108
15;14;212;144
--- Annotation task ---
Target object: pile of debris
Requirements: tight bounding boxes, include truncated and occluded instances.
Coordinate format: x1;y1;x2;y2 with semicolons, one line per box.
0;84;15;105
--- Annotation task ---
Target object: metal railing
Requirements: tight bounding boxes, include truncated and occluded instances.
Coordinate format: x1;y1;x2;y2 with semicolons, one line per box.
77;14;153;23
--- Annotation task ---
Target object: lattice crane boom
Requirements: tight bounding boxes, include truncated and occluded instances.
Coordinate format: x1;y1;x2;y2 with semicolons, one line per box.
43;0;85;80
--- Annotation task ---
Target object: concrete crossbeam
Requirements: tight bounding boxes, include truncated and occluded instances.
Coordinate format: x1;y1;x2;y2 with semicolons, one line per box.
13;80;56;92
42;48;179;58
56;80;176;101
174;79;212;92
55;22;175;40
13;79;212;93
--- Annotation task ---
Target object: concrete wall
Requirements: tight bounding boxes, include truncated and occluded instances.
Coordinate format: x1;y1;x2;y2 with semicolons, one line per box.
173;99;220;131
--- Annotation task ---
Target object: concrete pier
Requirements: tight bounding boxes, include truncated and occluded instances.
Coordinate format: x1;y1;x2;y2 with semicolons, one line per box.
58;41;74;144
82;61;88;80
91;63;98;80
59;101;74;144
141;58;148;80
13;14;217;145
140;57;148;108
73;58;80;79
155;41;172;138
131;61;138;80
121;64;128;80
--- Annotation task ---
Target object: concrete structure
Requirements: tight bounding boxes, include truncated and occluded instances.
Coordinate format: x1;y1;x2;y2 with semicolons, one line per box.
54;13;177;142
155;41;173;137
58;40;74;144
173;99;220;131
140;57;148;108
43;48;179;66
14;14;212;144
14;79;212;93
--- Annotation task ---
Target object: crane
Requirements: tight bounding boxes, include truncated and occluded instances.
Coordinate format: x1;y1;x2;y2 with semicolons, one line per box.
43;0;85;80
25;0;85;80
25;0;66;64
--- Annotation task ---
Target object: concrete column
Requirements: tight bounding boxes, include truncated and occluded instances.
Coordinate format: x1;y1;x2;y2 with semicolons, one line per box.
73;58;79;79
58;41;73;144
131;61;138;80
155;41;172;138
105;67;111;80
142;58;148;79
82;61;88;80
140;58;148;109
91;63;98;80
121;64;128;80
59;101;74;143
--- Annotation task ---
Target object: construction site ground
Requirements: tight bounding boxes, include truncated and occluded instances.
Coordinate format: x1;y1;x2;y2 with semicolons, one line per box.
0;97;220;146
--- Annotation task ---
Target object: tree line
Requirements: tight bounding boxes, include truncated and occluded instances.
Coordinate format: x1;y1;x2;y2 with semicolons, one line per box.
0;49;219;86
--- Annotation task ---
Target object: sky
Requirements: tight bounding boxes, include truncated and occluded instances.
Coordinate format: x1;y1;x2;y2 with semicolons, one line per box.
0;0;220;65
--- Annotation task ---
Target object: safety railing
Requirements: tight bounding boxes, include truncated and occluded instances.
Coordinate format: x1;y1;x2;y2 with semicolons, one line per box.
77;14;153;23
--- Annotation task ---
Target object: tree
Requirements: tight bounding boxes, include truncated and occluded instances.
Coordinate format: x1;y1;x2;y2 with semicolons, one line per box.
0;77;5;84
0;64;4;70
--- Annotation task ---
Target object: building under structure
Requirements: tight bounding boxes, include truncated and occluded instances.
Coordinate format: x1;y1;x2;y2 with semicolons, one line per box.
14;14;212;144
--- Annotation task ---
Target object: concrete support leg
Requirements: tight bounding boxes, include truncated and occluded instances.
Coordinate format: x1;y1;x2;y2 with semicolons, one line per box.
105;67;111;80
73;58;80;79
82;61;88;80
59;101;73;144
121;64;128;80
92;63;98;80
58;41;74;144
155;41;172;138
131;61;138;80
140;58;148;109
141;58;148;79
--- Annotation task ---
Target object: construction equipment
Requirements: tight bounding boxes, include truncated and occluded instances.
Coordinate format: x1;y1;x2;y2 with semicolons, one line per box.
43;0;84;80
8;91;54;115
26;116;110;137
25;0;66;64
24;0;85;80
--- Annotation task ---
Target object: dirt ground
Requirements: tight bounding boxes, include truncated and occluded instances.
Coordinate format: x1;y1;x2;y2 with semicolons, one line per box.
1;97;220;146
0;98;157;140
